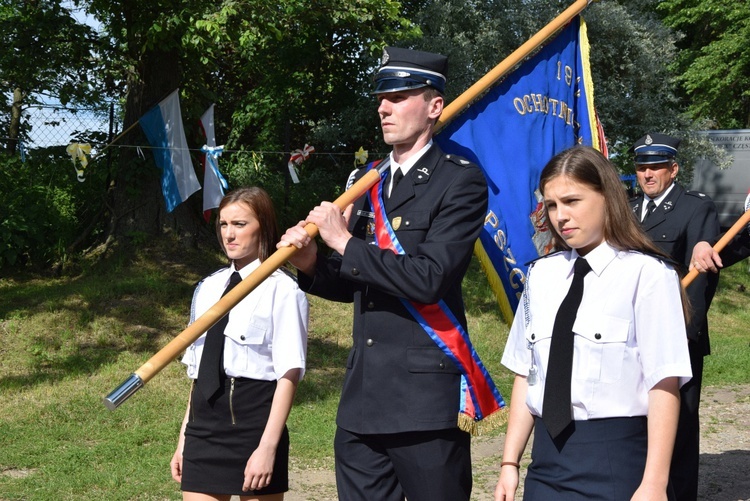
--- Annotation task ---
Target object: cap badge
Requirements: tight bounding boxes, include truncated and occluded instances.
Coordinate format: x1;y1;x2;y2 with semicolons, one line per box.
381;48;390;66
645;135;653;145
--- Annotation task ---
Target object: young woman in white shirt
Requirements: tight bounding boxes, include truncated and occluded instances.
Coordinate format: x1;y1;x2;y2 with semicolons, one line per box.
170;187;308;501
495;146;692;501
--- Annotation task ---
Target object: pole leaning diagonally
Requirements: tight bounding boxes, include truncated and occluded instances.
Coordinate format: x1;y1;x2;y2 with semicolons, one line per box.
681;209;750;289
104;0;595;409
104;162;388;409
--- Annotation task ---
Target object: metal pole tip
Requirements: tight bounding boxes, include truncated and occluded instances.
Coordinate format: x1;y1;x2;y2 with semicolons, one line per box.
103;373;144;410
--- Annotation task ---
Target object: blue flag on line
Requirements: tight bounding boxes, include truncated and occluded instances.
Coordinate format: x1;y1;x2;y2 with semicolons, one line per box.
436;16;605;323
140;89;201;213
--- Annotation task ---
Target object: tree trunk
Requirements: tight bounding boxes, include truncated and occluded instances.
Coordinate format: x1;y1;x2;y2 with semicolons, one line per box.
7;88;22;154
109;44;205;247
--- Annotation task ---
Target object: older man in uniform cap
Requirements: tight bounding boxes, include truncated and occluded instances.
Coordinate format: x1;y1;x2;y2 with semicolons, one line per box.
279;47;490;501
629;133;720;501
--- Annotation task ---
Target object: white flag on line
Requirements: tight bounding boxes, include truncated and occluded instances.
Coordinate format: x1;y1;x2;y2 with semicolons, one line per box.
199;104;228;214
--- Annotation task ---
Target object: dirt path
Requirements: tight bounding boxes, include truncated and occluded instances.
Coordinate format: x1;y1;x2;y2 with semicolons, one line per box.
273;384;750;501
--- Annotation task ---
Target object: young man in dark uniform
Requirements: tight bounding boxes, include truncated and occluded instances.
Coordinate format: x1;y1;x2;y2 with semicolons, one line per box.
279;47;493;501
629;133;720;501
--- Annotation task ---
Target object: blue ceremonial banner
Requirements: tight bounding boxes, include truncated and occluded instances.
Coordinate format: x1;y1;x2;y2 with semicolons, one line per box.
436;16;604;323
140;89;201;213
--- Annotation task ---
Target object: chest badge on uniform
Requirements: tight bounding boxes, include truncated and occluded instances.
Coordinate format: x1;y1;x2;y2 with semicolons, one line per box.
367;221;375;236
392;216;402;230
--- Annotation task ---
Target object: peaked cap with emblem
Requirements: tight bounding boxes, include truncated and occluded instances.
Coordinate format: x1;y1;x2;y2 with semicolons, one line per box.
632;133;681;165
372;46;448;95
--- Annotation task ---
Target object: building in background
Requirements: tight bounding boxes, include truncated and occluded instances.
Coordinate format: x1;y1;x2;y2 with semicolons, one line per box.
690;130;750;228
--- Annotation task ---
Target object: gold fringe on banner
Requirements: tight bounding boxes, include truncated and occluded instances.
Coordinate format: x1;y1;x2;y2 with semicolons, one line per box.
458;407;510;436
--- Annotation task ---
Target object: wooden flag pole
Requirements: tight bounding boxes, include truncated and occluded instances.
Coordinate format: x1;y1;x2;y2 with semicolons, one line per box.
104;162;387;409
681;209;750;288
92;120;141;159
104;0;595;409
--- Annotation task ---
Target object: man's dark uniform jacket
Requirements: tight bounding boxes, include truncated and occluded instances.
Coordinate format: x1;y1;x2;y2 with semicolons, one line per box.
710;228;750;268
630;183;720;355
298;144;488;435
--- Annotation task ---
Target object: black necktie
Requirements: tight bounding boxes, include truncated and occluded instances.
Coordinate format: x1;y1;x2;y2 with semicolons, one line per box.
642;200;656;223
196;271;242;400
542;257;592;439
387;167;404;198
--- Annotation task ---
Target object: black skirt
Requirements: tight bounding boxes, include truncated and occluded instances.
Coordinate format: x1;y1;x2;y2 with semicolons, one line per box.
181;377;289;496
523;416;674;501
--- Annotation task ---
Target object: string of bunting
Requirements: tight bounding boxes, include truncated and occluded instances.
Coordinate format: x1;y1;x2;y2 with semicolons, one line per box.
12;136;377;184
92;143;380;183
82;142;382;159
45;142;381;159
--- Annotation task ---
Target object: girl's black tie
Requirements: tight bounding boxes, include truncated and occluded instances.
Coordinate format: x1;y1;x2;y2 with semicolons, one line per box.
196;271;242;400
542;257;591;439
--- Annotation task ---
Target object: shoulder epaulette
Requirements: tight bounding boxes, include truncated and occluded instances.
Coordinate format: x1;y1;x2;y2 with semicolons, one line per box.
632;250;682;270
524;249;564;267
194;266;229;287
346;160;385;190
277;265;299;283
208;266;230;277
444;153;475;168
685;190;712;200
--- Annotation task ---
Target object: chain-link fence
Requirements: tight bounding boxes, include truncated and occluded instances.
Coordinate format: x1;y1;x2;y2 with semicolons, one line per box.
28;104;115;147
2;101;120;155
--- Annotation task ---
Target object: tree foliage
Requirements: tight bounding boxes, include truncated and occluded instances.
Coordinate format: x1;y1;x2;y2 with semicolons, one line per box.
89;0;420;249
658;0;750;129
1;0;743;270
0;0;103;106
1;0;105;156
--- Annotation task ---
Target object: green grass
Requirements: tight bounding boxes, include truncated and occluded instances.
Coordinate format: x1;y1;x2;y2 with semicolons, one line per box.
0;238;747;500
703;261;750;386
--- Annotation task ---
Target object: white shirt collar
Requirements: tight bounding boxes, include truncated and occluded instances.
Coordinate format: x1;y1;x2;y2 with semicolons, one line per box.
231;258;261;280
571;241;617;277
387;141;433;195
389;140;433;177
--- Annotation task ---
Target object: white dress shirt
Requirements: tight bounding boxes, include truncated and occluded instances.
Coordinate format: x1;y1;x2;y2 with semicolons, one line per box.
182;259;309;381
502;242;692;420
